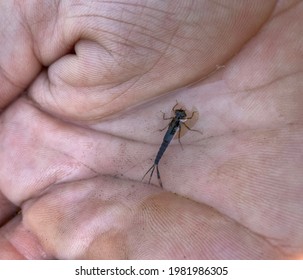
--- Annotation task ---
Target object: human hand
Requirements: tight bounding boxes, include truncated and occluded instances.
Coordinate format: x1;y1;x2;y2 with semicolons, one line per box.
0;0;302;259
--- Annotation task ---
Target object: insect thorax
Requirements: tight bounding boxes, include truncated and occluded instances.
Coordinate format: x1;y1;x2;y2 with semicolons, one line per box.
174;109;187;120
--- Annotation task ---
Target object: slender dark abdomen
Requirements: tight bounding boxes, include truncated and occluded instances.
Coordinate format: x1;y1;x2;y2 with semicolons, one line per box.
154;130;175;165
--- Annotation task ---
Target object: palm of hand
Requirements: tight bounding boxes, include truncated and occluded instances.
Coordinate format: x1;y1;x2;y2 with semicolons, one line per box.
0;1;302;259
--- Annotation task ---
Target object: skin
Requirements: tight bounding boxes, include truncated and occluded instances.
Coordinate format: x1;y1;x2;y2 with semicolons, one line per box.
0;0;302;259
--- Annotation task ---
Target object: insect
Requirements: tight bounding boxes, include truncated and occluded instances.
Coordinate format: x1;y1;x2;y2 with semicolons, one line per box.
142;102;201;188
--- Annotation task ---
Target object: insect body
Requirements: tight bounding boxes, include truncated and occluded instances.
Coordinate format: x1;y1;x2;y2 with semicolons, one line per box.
142;103;199;188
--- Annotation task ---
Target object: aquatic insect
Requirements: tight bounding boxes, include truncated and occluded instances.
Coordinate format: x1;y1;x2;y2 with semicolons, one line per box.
142;102;201;188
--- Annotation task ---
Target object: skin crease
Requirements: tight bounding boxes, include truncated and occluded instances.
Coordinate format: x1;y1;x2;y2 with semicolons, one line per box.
0;0;302;260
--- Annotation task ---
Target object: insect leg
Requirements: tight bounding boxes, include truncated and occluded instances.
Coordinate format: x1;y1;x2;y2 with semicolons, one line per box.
172;100;179;111
160;110;173;120
183;122;203;135
159;111;173;131
186;111;197;119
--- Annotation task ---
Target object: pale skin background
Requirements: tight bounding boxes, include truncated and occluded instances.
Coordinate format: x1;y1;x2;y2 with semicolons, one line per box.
0;0;302;259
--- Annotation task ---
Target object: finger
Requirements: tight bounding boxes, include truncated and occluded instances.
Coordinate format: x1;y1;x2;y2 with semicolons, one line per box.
22;176;282;259
0;98;143;205
0;1;41;107
25;0;276;121
0;214;51;259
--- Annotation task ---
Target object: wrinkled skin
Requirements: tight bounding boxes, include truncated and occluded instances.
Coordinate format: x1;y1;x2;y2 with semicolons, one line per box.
0;0;302;259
